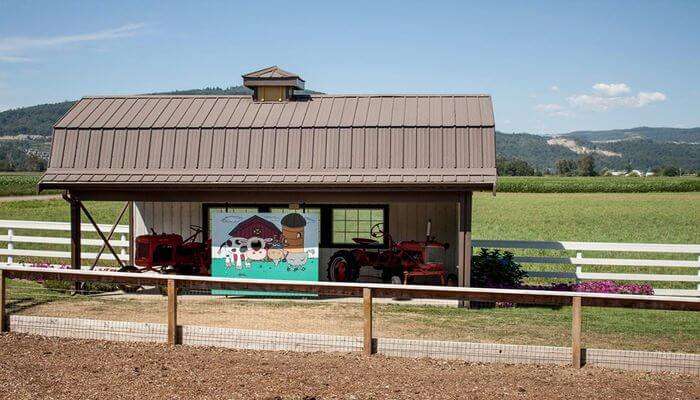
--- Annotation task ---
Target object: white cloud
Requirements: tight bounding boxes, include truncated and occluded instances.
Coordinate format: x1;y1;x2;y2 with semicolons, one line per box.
534;103;573;117
550;85;559;92
636;91;667;106
568;91;666;111
535;103;563;112
0;23;146;63
592;82;631;96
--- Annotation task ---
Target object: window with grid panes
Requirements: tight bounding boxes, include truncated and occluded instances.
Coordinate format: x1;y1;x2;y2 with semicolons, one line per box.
331;208;385;244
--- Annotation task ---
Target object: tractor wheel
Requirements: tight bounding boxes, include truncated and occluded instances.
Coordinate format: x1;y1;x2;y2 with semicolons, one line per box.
327;251;360;282
116;265;142;293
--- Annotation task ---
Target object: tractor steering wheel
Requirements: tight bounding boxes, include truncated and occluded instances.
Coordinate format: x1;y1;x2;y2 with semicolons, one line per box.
370;223;385;238
190;225;203;234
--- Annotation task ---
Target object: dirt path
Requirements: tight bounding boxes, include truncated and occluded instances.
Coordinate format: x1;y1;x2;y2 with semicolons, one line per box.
0;333;697;400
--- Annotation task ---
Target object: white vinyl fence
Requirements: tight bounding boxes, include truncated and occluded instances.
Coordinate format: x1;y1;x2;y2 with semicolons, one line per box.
0;220;697;296
472;240;700;297
0;219;129;267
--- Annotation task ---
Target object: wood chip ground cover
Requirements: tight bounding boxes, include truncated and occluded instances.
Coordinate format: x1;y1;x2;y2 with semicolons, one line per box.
0;334;697;400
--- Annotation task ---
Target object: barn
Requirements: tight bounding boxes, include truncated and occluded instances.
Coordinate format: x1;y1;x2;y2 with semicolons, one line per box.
38;66;496;287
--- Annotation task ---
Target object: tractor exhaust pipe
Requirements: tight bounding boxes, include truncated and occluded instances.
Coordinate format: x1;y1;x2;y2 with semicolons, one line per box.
426;219;432;241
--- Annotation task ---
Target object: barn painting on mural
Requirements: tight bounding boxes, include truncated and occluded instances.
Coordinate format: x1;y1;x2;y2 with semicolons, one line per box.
211;212;320;295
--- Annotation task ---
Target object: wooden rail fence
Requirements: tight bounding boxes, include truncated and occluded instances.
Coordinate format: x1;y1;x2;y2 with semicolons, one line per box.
1;265;698;368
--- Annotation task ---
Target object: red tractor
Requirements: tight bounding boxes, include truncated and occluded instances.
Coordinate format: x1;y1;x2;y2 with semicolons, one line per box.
327;221;456;286
120;225;211;276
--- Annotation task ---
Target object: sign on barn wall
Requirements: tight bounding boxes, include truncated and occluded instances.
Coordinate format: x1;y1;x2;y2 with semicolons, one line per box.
210;211;319;296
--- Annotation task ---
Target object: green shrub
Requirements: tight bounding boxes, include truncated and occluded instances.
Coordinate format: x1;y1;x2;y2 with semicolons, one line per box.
470;248;527;289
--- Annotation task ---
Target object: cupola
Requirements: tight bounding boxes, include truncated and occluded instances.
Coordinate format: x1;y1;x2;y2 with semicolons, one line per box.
242;66;305;102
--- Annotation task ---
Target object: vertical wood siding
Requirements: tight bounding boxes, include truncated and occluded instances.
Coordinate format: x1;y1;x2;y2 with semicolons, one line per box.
133;201;457;277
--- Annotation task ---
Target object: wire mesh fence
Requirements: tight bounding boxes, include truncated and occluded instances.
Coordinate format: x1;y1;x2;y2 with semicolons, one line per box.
2;272;699;375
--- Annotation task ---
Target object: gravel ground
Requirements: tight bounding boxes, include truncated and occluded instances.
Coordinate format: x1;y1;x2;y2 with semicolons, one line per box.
0;333;698;400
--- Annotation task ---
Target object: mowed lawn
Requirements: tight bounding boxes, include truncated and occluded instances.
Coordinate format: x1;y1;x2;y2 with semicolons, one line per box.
1;192;698;353
1;191;697;242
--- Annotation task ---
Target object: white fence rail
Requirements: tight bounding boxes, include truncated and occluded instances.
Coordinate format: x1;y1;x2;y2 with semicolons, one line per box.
0;219;129;266
472;240;700;297
0;220;697;296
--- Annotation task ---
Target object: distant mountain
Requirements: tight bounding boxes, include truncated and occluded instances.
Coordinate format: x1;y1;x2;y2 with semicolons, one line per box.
561;127;700;144
498;127;699;172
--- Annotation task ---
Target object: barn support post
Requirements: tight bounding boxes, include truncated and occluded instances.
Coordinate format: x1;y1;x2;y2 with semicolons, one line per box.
90;202;129;270
167;279;178;346
457;191;473;308
572;296;583;368
65;193;82;292
0;269;7;332
363;288;373;355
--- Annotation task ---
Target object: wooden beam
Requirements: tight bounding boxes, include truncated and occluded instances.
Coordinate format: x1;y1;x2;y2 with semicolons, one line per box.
1;266;699;312
363;288;373;355
167;279;178;346
77;200;125;269
0;270;7;332
90;202;129;270
572;296;583;368
458;192;473;308
68;194;82;293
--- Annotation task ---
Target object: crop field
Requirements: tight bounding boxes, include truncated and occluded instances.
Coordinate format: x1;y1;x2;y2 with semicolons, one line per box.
497;176;700;193
2;173;699;197
0;172;57;197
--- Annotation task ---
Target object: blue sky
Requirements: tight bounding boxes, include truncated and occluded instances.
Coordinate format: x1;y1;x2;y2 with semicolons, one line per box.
1;0;698;134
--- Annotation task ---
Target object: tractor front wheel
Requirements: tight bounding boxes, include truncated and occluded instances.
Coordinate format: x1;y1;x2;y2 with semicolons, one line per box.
116;265;142;293
327;252;360;282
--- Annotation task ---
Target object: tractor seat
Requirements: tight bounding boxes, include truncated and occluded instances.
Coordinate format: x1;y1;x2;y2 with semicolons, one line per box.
352;238;378;245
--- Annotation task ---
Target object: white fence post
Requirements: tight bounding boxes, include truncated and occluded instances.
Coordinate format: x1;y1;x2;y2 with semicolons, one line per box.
120;233;127;262
575;252;583;283
697;256;700;292
6;229;13;265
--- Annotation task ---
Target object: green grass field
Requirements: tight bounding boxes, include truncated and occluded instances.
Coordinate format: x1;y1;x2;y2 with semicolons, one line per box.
1;193;697;352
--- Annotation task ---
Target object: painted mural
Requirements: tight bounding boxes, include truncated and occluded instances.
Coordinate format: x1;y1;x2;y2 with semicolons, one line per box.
211;211;319;295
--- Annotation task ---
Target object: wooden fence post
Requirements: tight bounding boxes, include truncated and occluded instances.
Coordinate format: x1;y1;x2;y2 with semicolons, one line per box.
572;296;582;368
1;270;7;332
167;279;178;346
363;288;373;355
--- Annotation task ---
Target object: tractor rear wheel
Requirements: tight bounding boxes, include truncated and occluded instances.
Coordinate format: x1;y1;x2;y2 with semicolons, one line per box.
327;251;360;282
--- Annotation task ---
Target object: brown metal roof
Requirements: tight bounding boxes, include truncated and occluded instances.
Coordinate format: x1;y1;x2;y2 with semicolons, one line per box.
242;66;302;80
40;94;496;191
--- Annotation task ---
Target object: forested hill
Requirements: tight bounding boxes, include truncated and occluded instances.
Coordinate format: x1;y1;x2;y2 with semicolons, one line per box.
497;129;699;172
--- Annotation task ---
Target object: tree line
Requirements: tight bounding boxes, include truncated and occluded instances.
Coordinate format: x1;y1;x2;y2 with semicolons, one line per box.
497;155;687;177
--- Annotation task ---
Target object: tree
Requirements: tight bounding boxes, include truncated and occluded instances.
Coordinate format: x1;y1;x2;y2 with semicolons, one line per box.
555;159;577;176
577;155;597;176
497;156;537;176
659;165;680;177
